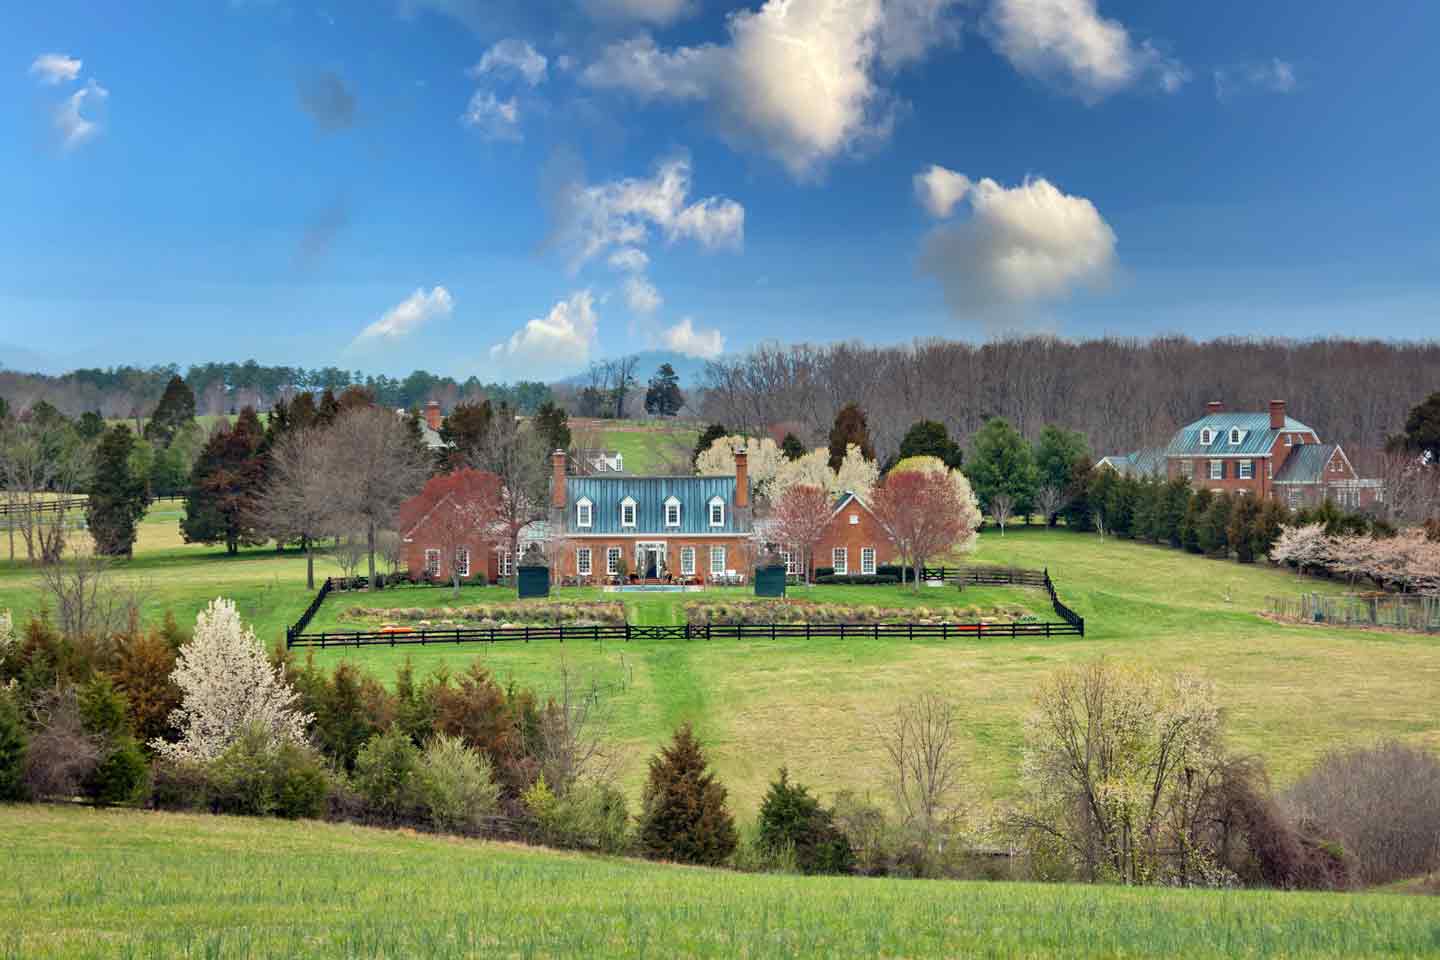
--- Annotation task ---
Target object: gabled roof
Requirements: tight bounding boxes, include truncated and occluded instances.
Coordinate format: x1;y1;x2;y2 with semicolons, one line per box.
1274;443;1340;484
1097;449;1166;478
561;475;750;534
1164;412;1316;458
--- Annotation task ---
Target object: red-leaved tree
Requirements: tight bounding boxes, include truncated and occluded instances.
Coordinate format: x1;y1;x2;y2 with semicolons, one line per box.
870;469;971;590
400;469;504;595
768;484;831;585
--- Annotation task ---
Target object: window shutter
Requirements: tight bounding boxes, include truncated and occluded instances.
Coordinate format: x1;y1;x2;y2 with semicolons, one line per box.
1221;461;1228;479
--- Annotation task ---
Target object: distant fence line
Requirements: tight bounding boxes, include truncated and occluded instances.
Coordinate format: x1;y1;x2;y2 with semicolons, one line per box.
0;496;88;519
1266;593;1440;634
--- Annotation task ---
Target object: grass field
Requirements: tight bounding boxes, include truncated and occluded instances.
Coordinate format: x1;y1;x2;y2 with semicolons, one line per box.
3;508;1438;813
3;806;1436;960
574;419;699;475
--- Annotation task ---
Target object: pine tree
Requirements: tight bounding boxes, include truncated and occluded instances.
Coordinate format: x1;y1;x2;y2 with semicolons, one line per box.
968;417;1039;520
1181;488;1213;554
757;768;854;874
828;404;875;472
143;375;196;448
644;364;685;417
692;423;728;468
87;425;150;557
317;388;341;426
440;401;494;467
898;420;963;469
533;401;572;453
1199;492;1233;558
780;432;805;461
1227;494;1262;562
639;723;737;865
181;408;265;554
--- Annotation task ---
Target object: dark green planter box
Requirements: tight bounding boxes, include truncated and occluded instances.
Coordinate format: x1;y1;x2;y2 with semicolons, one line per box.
754;565;786;598
518;565;550;599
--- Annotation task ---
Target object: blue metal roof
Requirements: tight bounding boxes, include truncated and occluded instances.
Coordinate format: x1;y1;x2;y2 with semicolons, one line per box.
1274;444;1338;484
1098;448;1166;478
562;476;750;534
1164;412;1316;458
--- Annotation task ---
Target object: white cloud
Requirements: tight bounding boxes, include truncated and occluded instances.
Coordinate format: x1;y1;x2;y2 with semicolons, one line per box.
582;0;696;25
582;0;963;179
356;286;454;341
916;170;1116;315
460;90;521;140
984;0;1186;102
56;79;108;151
913;164;973;219
558;156;744;267
623;275;663;315
661;317;725;359
472;38;548;86
608;247;650;272
1213;58;1297;100
29;53;82;85
489;291;600;375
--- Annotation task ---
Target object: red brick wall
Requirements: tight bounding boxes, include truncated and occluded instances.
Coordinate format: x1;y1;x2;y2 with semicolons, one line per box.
813;500;897;575
401;528;500;582
1167;456;1271;497
552;536;754;582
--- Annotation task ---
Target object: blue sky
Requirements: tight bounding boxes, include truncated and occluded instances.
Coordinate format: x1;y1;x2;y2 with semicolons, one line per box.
2;0;1438;381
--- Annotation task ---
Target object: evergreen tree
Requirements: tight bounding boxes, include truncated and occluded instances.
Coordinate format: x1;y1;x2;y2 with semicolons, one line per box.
182;408;266;554
639;723;737;865
644;363;685;417
1198;492;1233;558
1252;497;1290;559
897;420;963;469
289;392;320;432
757;767;854;874
1034;426;1090;499
440;400;494;467
968;417;1039;519
87;425;150;557
1132;477;1163;542
533;401;572;453
827;404;875;472
317;388;341;426
1181;488;1212;554
1227;494;1262;562
76;411;107;440
780;432;805;461
692;423;728;468
1160;477;1192;547
0;690;26;802
1398;390;1440;463
143;375;197;448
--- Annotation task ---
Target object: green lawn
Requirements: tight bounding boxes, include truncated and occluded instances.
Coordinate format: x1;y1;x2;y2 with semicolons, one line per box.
590;421;699;475
4;806;1436;960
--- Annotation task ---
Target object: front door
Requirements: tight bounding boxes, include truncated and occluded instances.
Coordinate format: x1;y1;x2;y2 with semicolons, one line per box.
635;542;666;579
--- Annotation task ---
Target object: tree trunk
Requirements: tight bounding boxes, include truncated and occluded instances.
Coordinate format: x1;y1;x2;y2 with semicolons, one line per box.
367;520;377;591
305;538;314;591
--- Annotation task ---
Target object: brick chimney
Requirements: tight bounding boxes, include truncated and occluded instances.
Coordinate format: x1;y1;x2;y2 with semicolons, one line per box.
1206;400;1225;416
551;450;567;509
734;447;749;509
424;400;442;432
1269;400;1286;430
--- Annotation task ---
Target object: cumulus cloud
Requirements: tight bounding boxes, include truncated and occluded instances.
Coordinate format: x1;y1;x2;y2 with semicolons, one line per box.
608;247;650;272
582;0;963;179
1213;58;1297;100
296;70;356;131
661;317;725;359
623;275;663;314
29;53;82;85
56;79;108;151
916;168;1116;316
356;286;454;341
489;291;600;375
460;91;521;140
582;0;696;25
984;0;1186;102
472;38;548;86
914;164;973;219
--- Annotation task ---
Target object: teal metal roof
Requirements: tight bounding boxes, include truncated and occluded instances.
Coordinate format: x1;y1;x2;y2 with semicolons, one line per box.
1164;412;1315;458
1098;448;1166;478
1274;444;1338;484
562;476;750;534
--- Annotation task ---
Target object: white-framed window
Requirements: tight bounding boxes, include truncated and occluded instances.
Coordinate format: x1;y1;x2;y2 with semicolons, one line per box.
708;496;725;527
1284;434;1293;446
1267;460;1273;478
1287;489;1300;508
861;547;876;575
424;549;441;578
576;497;593;528
455;548;470;578
1209;460;1223;481
1178;459;1191;476
1200;428;1214;445
1228;428;1244;445
780;550;800;575
664;496;681;527
498;549;513;577
620;497;637;528
576;548;592;576
680;546;696;576
607;547;622;576
849;513;859;525
833;547;848;575
710;546;726;575
1239;460;1253;479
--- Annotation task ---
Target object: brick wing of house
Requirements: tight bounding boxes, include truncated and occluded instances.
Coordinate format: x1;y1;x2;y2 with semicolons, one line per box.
1098;400;1383;509
548;450;755;583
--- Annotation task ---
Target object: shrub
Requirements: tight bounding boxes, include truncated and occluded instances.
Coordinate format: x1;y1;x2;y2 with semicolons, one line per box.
526;776;630;853
75;675;149;804
0;690;27;801
353;728;422;821
87;737;150;805
1285;741;1440;885
414;734;500;832
639;724;737;865
208;725;330;819
756;768;854;875
111;626;181;749
24;687;100;800
430;662;536;795
299;661;392;771
814;574;900;585
149;759;211;811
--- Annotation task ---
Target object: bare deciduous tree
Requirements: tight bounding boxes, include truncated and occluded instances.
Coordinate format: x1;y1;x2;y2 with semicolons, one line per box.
531;661;619;797
881;693;966;848
1034;484;1066;527
477;416;548;582
255;426;336;589
37;545;144;656
0;418;90;564
989;492;1015;537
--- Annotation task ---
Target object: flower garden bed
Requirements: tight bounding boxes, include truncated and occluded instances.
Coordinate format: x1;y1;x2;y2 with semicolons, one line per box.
340;601;628;630
681;599;1037;626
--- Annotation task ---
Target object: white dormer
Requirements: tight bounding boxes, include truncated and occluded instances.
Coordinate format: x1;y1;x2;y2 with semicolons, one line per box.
664;495;681;527
620;496;637;528
708;495;725;527
1199;428;1214;445
575;497;593;528
1228;427;1245;445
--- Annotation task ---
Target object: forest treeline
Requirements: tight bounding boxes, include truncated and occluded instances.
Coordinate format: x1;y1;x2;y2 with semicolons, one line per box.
697;336;1440;463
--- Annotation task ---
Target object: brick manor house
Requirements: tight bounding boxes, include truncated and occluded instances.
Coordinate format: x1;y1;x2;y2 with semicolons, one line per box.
1099;400;1382;509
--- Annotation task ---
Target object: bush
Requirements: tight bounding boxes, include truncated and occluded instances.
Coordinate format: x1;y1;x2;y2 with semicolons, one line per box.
526;776;630;853
353;728;421;821
756;768;854;875
414;734;500;832
299;661;392;771
24;688;100;800
639;724;737;865
1285;741;1440;885
87;736;149;805
149;759;211;811
814;575;900;585
208;726;330;819
111;626;181;748
0;690;27;801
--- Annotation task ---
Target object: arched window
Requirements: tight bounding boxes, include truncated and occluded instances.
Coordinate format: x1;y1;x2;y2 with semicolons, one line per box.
620;496;637;528
708;496;725;527
664;495;681;527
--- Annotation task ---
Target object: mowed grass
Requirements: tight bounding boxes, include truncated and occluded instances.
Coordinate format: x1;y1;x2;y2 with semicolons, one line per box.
590;421;699;474
3;806;1437;960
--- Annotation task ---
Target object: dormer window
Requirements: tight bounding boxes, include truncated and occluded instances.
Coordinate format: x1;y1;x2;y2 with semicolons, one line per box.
1200;428;1214;445
708;496;725;527
575;497;593;529
620;496;637;528
1228;428;1244;445
664;496;681;527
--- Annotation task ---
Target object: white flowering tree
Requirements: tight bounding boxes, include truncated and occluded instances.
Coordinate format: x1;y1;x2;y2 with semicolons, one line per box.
1268;523;1333;576
0;609;13;664
695;435;788;502
156;598;311;762
771;443;880;503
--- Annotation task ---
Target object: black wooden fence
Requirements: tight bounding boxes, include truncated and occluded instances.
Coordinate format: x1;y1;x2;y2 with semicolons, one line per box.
919;565;1050;587
0;496;88;519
